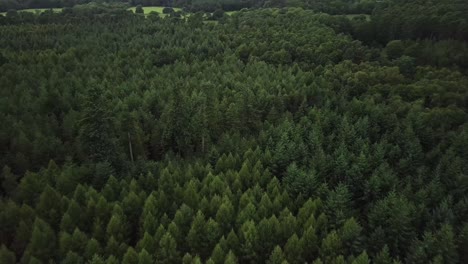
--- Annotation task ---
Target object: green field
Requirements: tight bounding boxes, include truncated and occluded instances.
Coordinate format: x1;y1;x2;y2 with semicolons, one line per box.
127;6;182;17
0;8;62;16
0;6;236;17
1;6;181;16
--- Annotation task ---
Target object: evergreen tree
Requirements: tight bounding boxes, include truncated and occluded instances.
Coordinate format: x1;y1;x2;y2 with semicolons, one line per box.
78;84;116;164
224;250;238;264
0;245;16;264
84;238;101;260
26;218;57;262
122;247;139;264
268;246;286;264
211;243;225;264
138;249;153;264
89;254;105;264
63;251;84;264
240;220;259;263
352;251;370;264
187;211;206;255
374;245;392;264
158;232;179;263
284;234;303;263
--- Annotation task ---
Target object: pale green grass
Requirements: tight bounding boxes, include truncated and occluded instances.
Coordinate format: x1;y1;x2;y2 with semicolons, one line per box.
127;6;182;17
1;8;61;16
1;6;182;16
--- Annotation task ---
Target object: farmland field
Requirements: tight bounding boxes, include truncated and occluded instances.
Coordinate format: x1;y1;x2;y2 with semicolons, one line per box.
0;6;181;16
127;6;182;16
0;8;62;15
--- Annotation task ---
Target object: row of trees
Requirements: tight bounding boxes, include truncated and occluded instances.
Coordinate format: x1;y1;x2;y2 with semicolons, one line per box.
1;5;468;263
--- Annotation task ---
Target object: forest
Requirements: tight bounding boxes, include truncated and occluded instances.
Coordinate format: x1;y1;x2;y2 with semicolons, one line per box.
1;0;468;263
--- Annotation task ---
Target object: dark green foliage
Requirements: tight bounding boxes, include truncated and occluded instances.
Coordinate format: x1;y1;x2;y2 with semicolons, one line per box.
135;5;143;14
78;84;117;164
0;5;467;264
0;245;16;264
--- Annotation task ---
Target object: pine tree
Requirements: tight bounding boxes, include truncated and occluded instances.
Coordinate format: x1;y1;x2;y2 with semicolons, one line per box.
433;224;458;264
106;214;127;243
70;228;88;255
142;212;158;236
0;245;16;264
158;232;179;263
325;184;353;228
240;220;259;263
26;218;57;262
268;246;286;264
216;200;235;232
187;211;206;255
257;218;275;260
1;166;18;197
105;236;120;257
78;84;116;164
89;254;105;264
224;250;238;264
62;251;83;264
368;192;415;256
106;255;120;264
60;213;75;234
168;221;182;246
182;253;193;264
136;232;155;255
320;230;342;261
205;218;221;257
300;225;318;261
36;185;62;228
226;229;240;253
374;245;392;264
352;251;370;264
138;249;153;264
84;238;101;260
59;231;73;258
459;223;468;264
340;217;363;256
284;234;303;263
122;247;139;264
211;243;225;264
173;204;194;236
11;220;31;257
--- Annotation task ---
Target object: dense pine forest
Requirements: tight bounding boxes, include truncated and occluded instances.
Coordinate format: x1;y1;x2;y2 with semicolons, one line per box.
1;1;468;263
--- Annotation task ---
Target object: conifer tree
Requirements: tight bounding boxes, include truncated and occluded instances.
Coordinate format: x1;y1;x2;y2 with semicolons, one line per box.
78;84;116;164
0;245;16;264
138;249;153;264
122;247;139;264
63;251;83;264
136;232;155;255
187;211;206;255
84;238;101;260
374;245;392;264
26;218;57;262
89;254;105;264
221;251;236;264
284;234;303;263
240;220;259;262
352;251;370;264
211;243;226;264
158;232;179;263
268;246;286;264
